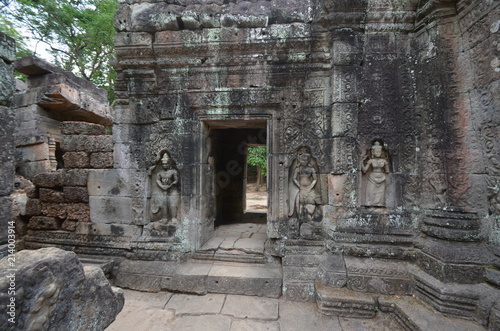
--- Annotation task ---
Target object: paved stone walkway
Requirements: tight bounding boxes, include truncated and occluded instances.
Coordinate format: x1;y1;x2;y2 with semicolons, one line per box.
106;289;403;331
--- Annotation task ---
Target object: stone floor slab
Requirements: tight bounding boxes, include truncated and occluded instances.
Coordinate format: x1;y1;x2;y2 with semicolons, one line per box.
170;315;232;331
233;237;266;254
221;294;279;320
165;293;226;315
105;291;175;331
122;289;172;308
231;319;280;331
251;232;268;240
200;237;225;251
220;237;239;250
279;300;343;331
339;314;404;331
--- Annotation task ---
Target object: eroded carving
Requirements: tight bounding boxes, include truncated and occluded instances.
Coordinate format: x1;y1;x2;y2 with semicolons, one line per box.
288;146;322;223
148;150;180;224
361;140;390;207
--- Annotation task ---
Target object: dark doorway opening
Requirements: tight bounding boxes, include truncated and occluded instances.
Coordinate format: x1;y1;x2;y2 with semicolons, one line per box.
210;123;267;227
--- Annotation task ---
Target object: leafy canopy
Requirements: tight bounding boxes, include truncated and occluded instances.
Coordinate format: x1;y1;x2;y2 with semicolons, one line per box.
247;146;267;177
2;0;117;100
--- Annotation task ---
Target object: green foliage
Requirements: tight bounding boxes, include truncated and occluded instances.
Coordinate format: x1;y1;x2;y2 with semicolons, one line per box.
4;0;117;101
247;146;267;177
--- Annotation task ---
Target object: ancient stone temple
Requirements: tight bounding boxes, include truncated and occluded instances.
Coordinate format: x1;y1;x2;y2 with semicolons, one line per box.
20;0;500;328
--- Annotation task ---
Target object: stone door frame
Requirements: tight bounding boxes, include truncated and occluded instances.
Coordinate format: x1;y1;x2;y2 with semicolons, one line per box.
197;112;275;246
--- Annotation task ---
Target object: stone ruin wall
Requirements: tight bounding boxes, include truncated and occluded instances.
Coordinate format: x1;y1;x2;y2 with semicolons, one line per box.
8;0;500;327
17;0;498;268
95;0;499;253
0;32;16;257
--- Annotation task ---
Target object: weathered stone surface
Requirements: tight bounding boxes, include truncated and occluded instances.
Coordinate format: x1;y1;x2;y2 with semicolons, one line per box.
0;58;14;107
0;247;124;330
315;283;377;319
165;293;225;315
61;135;113;153
25;198;41;216
66;203;91;222
90;152;114;168
0;33;15;251
15;56;112;125
28;216;61;230
14;55;62;75
221;294;279;320
63;152;90;168
0;32;15;63
39;188;65;203
61;121;106;136
63;186;89;203
207;262;282;298
0;197;12;244
61;219;78;231
33;169;89;188
379;295;485;331
41;203;68;219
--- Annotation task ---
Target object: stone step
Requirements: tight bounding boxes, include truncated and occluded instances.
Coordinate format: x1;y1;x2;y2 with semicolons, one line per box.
409;264;499;325
315;283;486;331
379;295;486;331
315;282;378;319
192;250;267;264
114;259;282;298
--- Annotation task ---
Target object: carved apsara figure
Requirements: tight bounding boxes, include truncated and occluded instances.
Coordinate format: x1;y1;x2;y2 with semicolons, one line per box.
149;151;180;223
361;140;390;207
288;146;322;221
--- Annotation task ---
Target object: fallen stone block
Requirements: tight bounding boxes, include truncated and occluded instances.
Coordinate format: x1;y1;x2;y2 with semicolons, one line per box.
0;247;124;330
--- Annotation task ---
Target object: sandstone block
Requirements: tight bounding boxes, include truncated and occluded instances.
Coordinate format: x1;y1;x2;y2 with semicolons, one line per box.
66;203;90;222
60;135;85;152
41;203;67;219
63;186;89;203
25;198;41;216
14;55;62;75
61;121;106;135
88;169;146;197
85;135;113;152
26;187;39;198
0;247;124;330
63;152;90;168
59;169;89;187
28;216;61;230
39;188;65;203
76;223;142;237
33;172;61;188
89;196;133;224
0;60;14;106
61;135;112;153
61;219;78;232
90;152;113;169
114;32;153;47
0;32;16;62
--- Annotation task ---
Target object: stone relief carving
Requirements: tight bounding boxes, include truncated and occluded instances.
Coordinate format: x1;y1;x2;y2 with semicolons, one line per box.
148;149;180;224
361;140;390;207
487;179;500;215
288;146;322;223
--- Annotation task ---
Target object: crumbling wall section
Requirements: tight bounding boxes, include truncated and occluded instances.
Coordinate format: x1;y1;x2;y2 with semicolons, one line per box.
13;56;113;180
24;122;116;250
